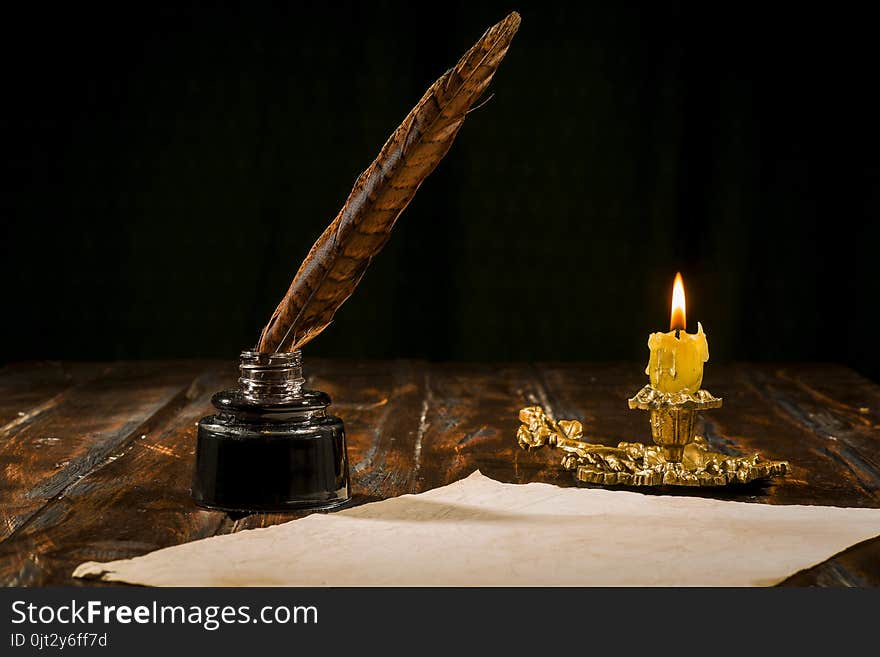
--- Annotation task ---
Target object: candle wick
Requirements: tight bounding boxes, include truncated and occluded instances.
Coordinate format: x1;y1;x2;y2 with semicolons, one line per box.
674;329;681;339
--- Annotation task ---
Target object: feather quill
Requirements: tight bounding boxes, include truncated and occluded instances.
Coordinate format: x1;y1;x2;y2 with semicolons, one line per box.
257;11;521;353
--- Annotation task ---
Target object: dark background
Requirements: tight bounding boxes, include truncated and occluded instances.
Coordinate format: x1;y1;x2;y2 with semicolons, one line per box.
3;1;879;381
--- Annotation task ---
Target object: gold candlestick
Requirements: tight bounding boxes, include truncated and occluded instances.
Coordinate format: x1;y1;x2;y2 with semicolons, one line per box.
516;385;790;487
627;384;722;462
517;273;790;487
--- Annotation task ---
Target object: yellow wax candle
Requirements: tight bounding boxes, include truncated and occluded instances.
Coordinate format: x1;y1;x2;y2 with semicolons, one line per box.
645;273;709;393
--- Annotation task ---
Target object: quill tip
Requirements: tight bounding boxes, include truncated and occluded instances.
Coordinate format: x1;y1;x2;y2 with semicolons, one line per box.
502;11;522;31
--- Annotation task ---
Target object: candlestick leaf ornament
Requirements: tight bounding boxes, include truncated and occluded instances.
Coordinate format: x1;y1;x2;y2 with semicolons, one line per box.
257;11;522;353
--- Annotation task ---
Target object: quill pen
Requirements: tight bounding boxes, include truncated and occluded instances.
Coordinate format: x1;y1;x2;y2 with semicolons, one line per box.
257;11;521;353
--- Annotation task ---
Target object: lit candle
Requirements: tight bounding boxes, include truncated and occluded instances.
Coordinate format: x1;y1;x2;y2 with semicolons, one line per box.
645;272;709;393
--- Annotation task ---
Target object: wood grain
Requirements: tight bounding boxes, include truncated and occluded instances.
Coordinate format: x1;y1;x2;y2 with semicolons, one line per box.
0;361;104;430
0;364;227;585
0;361;207;542
0;360;878;586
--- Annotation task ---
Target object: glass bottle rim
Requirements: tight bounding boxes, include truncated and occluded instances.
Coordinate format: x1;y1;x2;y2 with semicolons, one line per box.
239;349;302;365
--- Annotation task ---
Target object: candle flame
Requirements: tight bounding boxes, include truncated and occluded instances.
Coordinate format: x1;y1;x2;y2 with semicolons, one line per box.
670;272;686;331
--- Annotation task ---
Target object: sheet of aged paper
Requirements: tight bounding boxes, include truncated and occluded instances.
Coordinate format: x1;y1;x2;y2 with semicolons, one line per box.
74;472;880;586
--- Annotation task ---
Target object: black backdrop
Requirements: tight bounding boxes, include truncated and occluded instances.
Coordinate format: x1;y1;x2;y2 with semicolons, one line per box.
3;1;879;381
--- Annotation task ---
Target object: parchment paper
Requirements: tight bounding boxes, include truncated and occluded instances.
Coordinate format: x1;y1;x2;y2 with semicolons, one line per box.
73;471;880;586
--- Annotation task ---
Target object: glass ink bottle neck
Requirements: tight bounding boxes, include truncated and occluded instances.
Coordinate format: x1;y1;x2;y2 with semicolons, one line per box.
238;350;305;404
208;350;331;423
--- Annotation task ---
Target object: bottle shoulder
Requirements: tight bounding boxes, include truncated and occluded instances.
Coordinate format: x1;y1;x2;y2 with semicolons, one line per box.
198;414;343;438
203;388;341;426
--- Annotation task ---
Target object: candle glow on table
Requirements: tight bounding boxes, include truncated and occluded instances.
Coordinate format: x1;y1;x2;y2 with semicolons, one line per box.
645;273;709;394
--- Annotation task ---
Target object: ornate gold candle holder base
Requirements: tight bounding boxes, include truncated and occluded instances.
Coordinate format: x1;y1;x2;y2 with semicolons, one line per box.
627;384;723;463
516;386;790;487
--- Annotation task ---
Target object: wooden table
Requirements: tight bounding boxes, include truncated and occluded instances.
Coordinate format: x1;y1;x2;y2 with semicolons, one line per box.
1;360;879;586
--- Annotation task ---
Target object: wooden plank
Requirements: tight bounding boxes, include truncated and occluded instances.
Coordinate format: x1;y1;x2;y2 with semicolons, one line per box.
534;361;645;448
752;365;880;497
783;364;880;422
411;362;571;491
0;364;229;586
352;359;438;498
0;361;105;430
0;361;207;542
732;366;880;506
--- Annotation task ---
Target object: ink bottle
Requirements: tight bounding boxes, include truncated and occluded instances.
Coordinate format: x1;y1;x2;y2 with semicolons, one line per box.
192;350;351;512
